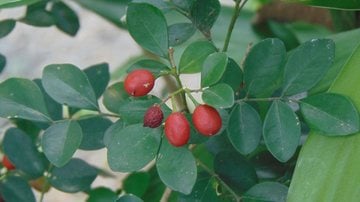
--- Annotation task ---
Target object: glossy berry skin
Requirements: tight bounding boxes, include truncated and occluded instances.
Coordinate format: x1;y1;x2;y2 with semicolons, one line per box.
143;105;164;128
164;112;190;147
2;155;15;170
192;104;222;136
124;69;155;97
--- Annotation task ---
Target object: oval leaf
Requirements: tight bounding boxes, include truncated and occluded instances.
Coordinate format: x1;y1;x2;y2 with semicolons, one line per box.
201;52;228;87
103;119;127;148
227;102;262;155
3;128;46;178
156;139;197;195
179;41;217;73
243;182;288;202
282;39;335;96
49;158;97;193
123;172;151;197
219;58;243;91
51;1;79;36
103;82;130;114
244;38;286;97
107;124;160;172
78;116;113;150
116;194;143;202
127;59;170;78
202;83;234;108
42;64;98;110
87;187;118;202
178;172;219;201
168;23;196;46
0;19;16;38
263;100;301;162
127;3;168;57
84;63;110;99
42;120;83;167
300;93;359;135
0;78;51;122
0;176;36;202
189;0;220;37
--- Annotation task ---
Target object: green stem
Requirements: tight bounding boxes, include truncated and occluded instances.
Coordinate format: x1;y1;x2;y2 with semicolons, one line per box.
222;0;249;52
39;164;54;202
98;112;121;118
184;88;200;106
197;159;241;201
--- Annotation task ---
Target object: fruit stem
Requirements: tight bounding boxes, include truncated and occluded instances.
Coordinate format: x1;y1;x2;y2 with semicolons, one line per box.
184;88;200;106
222;0;249;52
197;159;241;201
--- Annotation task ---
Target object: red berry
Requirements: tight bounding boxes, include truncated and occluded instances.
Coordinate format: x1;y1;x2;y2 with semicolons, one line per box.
143;105;164;128
124;69;155;97
2;155;15;170
192;104;222;136
164;112;190;147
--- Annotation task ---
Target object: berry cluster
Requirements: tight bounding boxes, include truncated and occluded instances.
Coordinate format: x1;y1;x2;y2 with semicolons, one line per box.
123;69;222;147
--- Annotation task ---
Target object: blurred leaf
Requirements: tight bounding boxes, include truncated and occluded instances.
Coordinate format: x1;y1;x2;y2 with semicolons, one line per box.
300;93;359;135
178;172;219;201
201;52;228;87
84;63;110;99
202;83;234;108
127;3;169;57
214;151;258;193
51;1;80;36
21;2;54;27
0;176;36;202
0;19;16;38
42;120;83;167
179;40;217;73
189;0;220;37
282;39;335;96
103;119;127;147
156;139;197;195
116;194;143;202
171;0;194;12
127;59;170;78
0;0;40;8
268;21;300;50
78;116;113;150
169;23;196;46
132;0;171;11
0;78;51;122
263;100;301;162
42;64;98;110
107;124;160;172
0;53;6;74
87;187;118;202
103;82;129;114
50;158;97;193
142;167;166;202
3;128;46;178
219;58;243;91
283;0;360;10
123;172;151;197
244;38;286;97
243;182;288;202
227;102;262;155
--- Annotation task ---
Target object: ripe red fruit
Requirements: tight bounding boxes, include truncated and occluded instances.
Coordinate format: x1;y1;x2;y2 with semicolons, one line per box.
124;69;155;97
2;155;15;170
192;104;222;136
164;112;190;147
143;105;164;128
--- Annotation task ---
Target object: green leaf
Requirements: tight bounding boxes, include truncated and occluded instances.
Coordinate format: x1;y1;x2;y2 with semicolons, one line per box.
3;128;46;178
49;158;97;193
51;1;80;36
21;2;54;27
244;38;286;97
87;187;118;202
189;0;220;37
127;3;168;57
0;176;36;202
42;120;83;167
132;0;171;11
214;151;258;193
103;119;127;147
42;64;98;110
107;124;160;172
0;19;16;38
227;102;262;155
116;194;143;202
123;172;151;197
282;39;335;96
179;41;217;73
283;0;360;10
201;52;228;87
0;78;51;122
0;0;40;8
219;58;243;91
78;116;113;150
263;100;301;162
178;172;219;201
300;93;359;136
0;53;6;74
127;59;170;78
103;82;129;114
267;21;300;50
156;139;197;195
202;83;234;108
243;182;288;202
168;23;196;46
171;0;194;12
84;63;110;99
